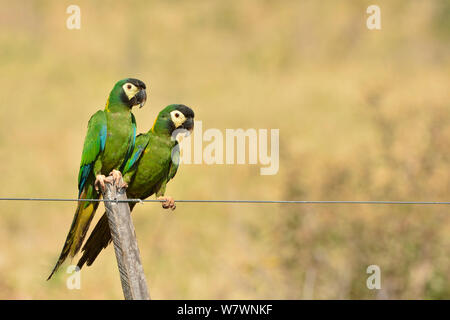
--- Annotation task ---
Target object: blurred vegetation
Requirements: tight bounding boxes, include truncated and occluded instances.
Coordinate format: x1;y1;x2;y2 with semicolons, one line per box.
0;0;448;299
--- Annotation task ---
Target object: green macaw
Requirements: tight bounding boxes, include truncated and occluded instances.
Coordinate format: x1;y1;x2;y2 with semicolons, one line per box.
76;104;194;269
47;78;147;280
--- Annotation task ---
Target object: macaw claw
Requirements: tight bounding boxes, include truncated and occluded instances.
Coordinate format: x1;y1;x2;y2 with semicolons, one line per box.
157;196;176;211
109;169;123;186
94;174;107;192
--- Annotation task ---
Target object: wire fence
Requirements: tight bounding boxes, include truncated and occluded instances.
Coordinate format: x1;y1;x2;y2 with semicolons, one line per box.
0;197;449;205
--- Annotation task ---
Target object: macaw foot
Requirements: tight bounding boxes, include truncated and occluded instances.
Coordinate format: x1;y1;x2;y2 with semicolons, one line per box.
94;174;107;192
109;170;128;188
157;196;176;211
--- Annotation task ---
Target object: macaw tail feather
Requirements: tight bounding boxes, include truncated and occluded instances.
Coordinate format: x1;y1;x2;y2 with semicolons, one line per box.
47;191;99;280
77;203;137;270
76;213;111;269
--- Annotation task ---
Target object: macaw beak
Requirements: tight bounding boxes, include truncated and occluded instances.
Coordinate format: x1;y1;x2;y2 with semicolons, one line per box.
182;117;194;131
137;89;147;108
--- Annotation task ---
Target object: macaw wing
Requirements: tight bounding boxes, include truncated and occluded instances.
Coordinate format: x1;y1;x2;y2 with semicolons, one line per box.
123;133;150;174
120;113;137;172
77;110;107;196
168;141;180;181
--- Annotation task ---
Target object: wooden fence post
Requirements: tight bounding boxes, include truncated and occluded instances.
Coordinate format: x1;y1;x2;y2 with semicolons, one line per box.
102;176;150;300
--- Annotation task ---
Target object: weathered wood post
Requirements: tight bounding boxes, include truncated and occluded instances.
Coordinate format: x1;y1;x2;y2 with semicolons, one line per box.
102;176;150;300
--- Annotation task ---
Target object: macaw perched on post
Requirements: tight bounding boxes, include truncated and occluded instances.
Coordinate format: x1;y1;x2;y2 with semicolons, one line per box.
47;78;147;280
76;104;194;270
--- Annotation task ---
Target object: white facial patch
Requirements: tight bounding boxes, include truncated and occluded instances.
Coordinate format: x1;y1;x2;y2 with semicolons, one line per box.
170;110;186;128
122;83;139;100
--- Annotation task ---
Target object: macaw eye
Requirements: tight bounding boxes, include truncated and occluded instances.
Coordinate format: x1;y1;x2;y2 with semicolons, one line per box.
127;84;132;90
170;110;186;128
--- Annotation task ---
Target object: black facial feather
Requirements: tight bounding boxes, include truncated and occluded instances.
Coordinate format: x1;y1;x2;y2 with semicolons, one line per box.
120;90;131;106
127;78;146;89
166;118;176;133
175;104;195;118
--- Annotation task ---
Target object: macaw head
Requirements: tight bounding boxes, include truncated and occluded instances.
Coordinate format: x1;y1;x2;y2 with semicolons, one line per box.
153;104;195;134
108;78;147;109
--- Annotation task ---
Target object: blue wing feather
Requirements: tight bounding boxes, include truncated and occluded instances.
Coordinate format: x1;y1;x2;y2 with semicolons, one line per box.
99;125;107;151
77;110;107;197
78;163;92;196
119;113;137;172
123;133;150;174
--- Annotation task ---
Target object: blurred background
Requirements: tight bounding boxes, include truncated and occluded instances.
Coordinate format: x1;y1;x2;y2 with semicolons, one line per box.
0;0;448;299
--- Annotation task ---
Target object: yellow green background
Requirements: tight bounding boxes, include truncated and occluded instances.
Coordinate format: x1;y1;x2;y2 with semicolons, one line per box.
0;0;448;299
